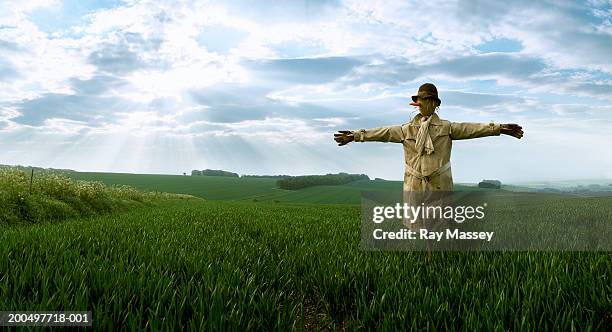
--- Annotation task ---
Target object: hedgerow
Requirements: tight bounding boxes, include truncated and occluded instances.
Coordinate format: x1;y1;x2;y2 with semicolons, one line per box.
0;168;193;225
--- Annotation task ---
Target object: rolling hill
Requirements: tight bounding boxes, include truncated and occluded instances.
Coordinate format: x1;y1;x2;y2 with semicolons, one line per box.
66;171;540;205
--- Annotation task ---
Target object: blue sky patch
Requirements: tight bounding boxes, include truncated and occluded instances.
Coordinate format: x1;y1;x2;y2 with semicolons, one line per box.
475;38;523;53
29;0;121;34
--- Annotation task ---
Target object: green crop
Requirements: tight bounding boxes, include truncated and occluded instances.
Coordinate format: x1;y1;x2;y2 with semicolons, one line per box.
1;199;610;330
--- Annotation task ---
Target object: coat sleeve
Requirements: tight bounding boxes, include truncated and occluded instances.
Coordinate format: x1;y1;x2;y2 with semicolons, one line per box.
450;122;501;140
352;125;405;143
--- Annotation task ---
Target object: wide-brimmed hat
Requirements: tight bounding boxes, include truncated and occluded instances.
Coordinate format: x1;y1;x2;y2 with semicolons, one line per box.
411;83;441;105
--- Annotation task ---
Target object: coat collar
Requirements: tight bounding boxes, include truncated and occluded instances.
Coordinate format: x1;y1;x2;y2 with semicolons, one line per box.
410;112;443;125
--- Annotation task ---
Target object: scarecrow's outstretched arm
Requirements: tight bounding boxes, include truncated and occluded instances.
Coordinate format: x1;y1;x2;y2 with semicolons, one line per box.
334;125;404;146
450;122;523;140
450;122;501;140
353;125;404;143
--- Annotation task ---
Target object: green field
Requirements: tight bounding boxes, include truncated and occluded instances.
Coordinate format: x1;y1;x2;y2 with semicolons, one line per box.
2;170;612;330
66;171;504;204
66;171;406;204
2;198;611;330
66;172;281;201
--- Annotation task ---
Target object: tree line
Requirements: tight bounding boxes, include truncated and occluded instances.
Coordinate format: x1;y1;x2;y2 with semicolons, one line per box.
191;169;239;177
478;179;501;189
276;173;370;190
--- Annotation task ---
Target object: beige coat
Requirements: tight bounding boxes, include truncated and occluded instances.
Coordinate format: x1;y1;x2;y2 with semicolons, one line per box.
352;112;501;192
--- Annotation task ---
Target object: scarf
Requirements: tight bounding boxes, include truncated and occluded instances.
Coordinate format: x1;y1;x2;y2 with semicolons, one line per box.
415;115;434;155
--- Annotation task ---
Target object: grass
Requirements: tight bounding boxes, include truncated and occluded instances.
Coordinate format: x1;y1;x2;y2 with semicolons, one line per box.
0;168;193;226
1;198;611;330
3;168;611;329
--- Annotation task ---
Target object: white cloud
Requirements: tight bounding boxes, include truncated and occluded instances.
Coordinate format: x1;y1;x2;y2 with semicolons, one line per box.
0;0;59;24
0;0;611;180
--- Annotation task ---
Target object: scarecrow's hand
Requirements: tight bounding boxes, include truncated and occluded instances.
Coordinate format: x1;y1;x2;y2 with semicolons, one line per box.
334;130;354;146
501;124;523;139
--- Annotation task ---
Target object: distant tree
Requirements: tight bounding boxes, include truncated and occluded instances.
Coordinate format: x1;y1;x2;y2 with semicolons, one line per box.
478;179;501;189
191;169;239;177
277;173;370;190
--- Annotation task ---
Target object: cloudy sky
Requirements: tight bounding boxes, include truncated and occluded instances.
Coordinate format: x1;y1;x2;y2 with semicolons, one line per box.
1;0;611;182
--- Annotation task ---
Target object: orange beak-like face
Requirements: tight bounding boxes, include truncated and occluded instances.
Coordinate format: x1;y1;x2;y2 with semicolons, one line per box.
411;98;437;116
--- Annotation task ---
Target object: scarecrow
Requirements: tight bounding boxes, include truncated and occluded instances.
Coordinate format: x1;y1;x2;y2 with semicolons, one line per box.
334;83;523;255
